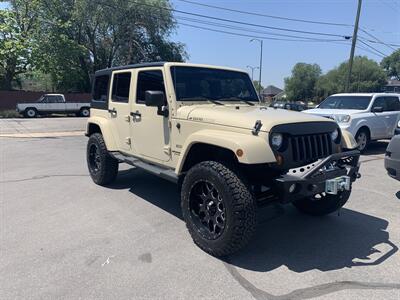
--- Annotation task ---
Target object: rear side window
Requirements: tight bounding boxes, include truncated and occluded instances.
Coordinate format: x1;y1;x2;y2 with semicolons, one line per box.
386;97;400;111
93;75;110;102
136;70;165;104
111;72;131;102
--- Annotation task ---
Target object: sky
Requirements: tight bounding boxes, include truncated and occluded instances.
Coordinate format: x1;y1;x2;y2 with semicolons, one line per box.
1;0;399;88
169;0;400;88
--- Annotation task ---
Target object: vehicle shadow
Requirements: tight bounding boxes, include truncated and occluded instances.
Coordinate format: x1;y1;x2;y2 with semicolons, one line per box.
362;140;389;156
110;167;397;273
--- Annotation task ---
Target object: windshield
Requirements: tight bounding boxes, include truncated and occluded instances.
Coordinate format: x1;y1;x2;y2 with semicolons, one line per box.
170;66;258;102
318;96;372;110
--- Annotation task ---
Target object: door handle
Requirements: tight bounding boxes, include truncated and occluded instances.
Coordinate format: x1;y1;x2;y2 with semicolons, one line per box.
108;108;117;115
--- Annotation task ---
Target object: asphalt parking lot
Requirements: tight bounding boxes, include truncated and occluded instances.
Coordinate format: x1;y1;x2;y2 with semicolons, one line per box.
1;118;400;299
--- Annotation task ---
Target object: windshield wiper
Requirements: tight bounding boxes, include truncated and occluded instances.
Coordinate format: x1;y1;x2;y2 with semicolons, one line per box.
179;97;224;105
216;97;257;106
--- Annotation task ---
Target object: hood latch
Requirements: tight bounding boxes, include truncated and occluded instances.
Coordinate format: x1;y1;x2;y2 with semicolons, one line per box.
252;120;263;135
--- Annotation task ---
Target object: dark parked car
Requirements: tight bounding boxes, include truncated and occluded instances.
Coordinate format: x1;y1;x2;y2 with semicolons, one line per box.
385;135;400;181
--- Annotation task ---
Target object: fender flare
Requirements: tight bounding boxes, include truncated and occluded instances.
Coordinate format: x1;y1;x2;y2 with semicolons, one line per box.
86;116;118;151
175;129;275;174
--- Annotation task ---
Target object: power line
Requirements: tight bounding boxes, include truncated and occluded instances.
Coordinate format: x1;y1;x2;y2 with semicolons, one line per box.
130;0;350;38
359;28;398;51
358;39;388;57
356;44;385;58
378;0;400;13
175;15;345;42
177;0;400;47
177;0;353;27
178;22;347;43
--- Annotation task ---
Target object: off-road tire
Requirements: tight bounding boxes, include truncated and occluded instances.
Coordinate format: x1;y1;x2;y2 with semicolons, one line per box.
24;108;37;118
292;190;351;216
181;161;257;257
87;133;118;186
355;128;370;152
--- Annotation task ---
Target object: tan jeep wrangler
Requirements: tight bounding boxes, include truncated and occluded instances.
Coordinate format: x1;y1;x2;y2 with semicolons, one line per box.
86;62;361;257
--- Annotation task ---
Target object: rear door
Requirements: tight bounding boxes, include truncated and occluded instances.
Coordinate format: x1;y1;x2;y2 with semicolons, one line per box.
108;71;134;152
370;97;389;139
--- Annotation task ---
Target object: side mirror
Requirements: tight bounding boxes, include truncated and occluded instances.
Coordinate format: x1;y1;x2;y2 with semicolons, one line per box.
372;106;384;113
145;90;165;107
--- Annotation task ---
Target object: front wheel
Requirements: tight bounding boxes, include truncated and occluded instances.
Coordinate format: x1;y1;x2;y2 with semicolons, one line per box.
87;133;118;186
181;161;257;257
355;129;369;152
292;190;351;216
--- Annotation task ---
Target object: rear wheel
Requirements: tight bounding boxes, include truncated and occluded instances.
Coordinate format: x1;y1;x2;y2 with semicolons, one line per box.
181;161;256;257
355;129;369;152
292;190;351;216
24;108;37;118
87;133;118;186
80;107;90;117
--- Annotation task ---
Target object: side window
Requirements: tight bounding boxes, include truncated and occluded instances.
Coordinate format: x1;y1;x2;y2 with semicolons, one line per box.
111;72;131;103
136;70;165;104
56;96;64;103
93;75;110;102
371;97;387;111
385;97;400;111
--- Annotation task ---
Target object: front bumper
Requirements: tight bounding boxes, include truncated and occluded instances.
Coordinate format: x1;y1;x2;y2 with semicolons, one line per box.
274;150;360;203
385;155;400;181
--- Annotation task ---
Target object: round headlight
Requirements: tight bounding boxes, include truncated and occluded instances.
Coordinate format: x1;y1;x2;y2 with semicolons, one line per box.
397;120;400;128
330;129;339;142
271;133;283;150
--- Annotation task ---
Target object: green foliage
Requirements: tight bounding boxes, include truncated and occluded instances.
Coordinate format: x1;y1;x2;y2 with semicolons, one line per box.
284;63;321;101
252;80;264;92
32;0;187;92
0;1;40;90
381;49;400;80
1;0;187;92
315;56;387;101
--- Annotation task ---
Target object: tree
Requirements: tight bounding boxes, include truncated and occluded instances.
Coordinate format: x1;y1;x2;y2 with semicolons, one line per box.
0;1;40;90
252;80;264;92
381;49;400;80
315;56;387;101
284;63;321;101
32;0;187;92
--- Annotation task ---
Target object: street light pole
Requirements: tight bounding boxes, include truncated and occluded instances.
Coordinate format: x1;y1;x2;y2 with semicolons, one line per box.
246;65;259;81
250;38;263;99
346;0;362;92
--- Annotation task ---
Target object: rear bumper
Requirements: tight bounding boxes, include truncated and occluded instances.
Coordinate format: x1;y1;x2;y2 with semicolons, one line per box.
274;150;360;203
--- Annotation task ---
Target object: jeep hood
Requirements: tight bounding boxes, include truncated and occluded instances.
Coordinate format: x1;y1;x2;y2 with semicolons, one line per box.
176;105;334;132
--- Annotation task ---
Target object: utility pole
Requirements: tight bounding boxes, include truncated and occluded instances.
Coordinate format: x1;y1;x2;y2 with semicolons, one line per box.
346;0;362;92
246;65;259;80
250;38;263;99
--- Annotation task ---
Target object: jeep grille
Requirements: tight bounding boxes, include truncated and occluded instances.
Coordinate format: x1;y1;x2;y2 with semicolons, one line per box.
290;133;333;163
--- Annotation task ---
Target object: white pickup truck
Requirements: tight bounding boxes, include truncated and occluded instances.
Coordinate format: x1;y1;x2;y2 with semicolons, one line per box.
304;93;400;151
16;94;91;118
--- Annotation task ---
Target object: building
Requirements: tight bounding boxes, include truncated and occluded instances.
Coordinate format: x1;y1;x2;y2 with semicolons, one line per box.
384;79;400;93
261;85;283;104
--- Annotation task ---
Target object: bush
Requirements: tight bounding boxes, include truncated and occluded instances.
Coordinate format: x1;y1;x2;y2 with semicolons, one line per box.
0;110;21;118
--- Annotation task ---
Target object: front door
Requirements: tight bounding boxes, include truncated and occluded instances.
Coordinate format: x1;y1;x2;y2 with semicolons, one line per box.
130;68;171;162
108;71;133;152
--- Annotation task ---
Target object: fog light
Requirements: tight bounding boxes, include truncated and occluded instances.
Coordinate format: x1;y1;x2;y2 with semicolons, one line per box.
289;183;297;193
